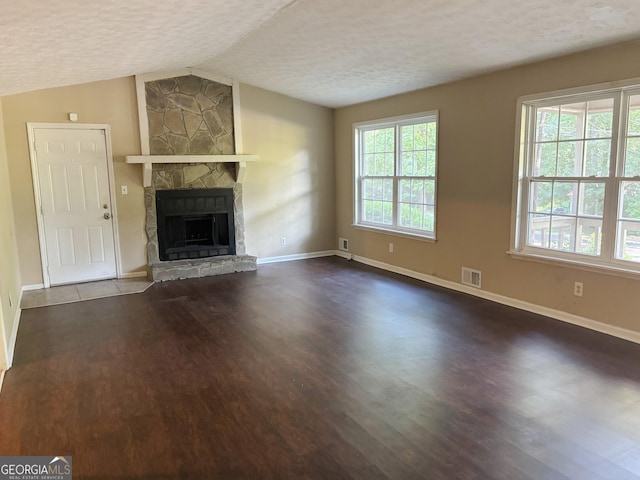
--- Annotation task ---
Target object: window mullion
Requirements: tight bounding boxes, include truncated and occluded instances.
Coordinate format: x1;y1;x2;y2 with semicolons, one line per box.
601;92;624;261
393;123;400;228
526;106;537;178
355;129;362;225
359;129;365;225
520;105;537;247
357;175;361;225
601;177;620;260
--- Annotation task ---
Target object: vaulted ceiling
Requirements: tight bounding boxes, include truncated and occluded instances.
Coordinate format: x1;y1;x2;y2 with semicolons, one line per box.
3;0;640;108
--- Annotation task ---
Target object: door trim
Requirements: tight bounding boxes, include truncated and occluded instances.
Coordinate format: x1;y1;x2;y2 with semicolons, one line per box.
27;123;122;288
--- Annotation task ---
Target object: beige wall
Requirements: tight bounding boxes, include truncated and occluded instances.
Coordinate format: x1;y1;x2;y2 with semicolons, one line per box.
335;38;640;335
2;77;146;285
240;84;335;258
2;77;335;285
0;98;22;368
6;37;637;338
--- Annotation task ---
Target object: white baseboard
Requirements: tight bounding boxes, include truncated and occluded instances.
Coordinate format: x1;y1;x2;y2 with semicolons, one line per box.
0;307;7;375
119;271;149;279
2;287;28;371
257;250;336;265
22;283;45;291
341;252;640;346
0;369;5;394
6;306;21;369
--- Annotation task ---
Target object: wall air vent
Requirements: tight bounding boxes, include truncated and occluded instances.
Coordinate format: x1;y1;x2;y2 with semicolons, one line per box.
338;237;349;251
461;267;481;288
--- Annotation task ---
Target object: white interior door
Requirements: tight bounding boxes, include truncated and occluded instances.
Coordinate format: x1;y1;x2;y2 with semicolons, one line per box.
32;127;117;286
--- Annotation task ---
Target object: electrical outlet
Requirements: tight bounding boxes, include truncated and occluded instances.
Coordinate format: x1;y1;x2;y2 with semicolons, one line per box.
574;282;583;297
280;236;286;246
389;242;394;253
121;185;128;195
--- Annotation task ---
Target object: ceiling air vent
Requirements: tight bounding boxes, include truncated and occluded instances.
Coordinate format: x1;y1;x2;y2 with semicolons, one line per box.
461;267;481;288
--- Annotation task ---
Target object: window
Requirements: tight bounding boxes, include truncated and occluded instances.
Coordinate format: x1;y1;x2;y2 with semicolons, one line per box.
512;81;640;273
354;112;438;239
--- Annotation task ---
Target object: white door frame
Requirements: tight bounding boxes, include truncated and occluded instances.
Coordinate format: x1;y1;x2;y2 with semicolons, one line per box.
27;123;122;288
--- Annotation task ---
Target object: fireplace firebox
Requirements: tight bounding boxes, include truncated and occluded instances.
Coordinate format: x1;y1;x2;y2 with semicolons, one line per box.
156;189;235;261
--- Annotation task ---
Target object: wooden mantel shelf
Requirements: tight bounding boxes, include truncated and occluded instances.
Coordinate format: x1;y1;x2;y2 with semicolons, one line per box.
125;154;259;187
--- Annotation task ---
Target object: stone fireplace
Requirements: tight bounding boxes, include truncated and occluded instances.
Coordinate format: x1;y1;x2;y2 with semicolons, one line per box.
126;70;258;281
143;161;256;281
156;188;235;261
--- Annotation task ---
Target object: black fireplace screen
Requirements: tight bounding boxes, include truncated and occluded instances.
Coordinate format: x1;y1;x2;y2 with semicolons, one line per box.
156;188;236;261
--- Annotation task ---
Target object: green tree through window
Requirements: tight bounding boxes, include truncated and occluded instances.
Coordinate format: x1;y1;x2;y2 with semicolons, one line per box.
355;112;438;238
515;86;640;269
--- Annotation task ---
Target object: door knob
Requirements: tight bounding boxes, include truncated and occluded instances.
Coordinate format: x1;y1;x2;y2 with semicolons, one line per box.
104;213;111;219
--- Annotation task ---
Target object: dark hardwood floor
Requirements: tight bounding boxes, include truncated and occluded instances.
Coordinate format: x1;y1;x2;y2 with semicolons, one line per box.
1;256;640;479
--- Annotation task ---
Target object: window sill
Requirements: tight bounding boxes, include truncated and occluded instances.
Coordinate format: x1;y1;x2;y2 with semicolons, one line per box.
507;250;640;280
353;224;436;243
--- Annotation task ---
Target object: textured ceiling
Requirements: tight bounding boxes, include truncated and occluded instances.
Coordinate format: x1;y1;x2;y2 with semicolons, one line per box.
0;0;292;96
2;0;640;108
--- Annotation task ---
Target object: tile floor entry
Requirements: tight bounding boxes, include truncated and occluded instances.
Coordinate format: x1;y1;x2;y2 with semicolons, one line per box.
21;278;153;309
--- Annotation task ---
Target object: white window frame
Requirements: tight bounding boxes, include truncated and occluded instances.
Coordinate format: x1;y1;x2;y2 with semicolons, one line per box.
353;111;438;240
510;77;640;276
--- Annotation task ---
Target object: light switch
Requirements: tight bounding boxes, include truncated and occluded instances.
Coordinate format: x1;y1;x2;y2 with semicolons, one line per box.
121;185;128;195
